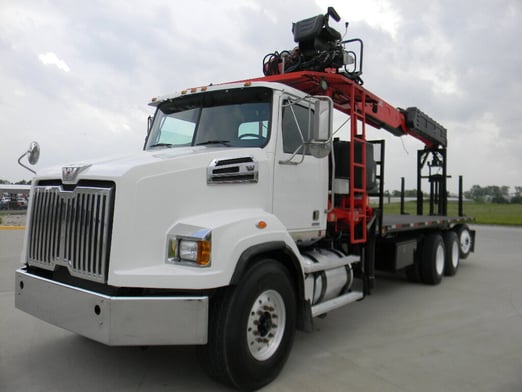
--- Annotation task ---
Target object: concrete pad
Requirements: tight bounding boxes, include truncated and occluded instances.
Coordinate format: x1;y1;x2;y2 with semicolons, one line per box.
1;225;522;391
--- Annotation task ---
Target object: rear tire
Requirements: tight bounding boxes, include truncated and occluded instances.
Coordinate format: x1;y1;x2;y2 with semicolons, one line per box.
199;260;296;390
456;224;473;259
420;233;445;285
443;231;459;276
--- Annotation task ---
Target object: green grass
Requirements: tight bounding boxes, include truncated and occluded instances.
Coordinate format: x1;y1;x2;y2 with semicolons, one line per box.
0;210;26;226
382;200;522;226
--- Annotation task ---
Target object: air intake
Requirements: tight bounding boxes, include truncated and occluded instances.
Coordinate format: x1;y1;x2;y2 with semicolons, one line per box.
207;157;258;184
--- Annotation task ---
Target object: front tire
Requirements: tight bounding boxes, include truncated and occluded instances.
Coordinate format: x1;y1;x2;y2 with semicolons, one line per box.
200;260;296;390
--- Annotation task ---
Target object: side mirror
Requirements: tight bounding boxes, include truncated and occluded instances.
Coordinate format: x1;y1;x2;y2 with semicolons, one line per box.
18;141;40;174
310;97;333;158
27;141;40;164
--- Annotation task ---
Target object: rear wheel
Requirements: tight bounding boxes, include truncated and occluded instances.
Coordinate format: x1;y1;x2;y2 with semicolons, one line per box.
443;231;460;276
456;225;473;259
421;233;445;285
199;260;296;390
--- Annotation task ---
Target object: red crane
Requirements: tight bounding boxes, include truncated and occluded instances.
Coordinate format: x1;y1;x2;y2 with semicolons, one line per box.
253;8;448;244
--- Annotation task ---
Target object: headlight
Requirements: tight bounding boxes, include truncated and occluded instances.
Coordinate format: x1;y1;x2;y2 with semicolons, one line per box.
168;237;211;267
179;240;199;261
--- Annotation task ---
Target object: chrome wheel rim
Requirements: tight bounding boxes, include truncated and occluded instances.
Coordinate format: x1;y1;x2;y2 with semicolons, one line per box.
460;229;472;254
247;289;286;361
451;241;460;268
436;243;445;276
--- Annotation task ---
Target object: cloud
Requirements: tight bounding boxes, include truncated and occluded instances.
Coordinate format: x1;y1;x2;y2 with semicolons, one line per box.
38;52;70;72
316;0;402;39
0;0;521;192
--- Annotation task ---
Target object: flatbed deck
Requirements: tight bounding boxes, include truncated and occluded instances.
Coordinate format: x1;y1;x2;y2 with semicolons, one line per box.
380;214;474;236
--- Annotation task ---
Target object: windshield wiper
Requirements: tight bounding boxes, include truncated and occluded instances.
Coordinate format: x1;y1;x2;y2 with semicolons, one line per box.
196;140;231;146
149;143;175;148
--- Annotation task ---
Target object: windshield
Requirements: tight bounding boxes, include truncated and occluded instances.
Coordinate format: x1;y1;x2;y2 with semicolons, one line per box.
145;87;272;150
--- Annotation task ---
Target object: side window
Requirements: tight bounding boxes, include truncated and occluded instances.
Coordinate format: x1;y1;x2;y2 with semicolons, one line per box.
282;102;313;155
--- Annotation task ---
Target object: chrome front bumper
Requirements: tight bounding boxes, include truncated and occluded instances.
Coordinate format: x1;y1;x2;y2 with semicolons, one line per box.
15;268;208;346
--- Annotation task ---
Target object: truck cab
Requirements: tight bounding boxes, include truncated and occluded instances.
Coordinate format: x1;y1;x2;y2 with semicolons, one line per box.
16;81;351;390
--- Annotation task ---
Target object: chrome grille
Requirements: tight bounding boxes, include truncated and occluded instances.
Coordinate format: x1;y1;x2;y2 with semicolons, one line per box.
27;183;114;283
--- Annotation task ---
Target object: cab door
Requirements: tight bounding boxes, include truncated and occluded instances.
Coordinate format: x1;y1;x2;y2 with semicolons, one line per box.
272;96;329;238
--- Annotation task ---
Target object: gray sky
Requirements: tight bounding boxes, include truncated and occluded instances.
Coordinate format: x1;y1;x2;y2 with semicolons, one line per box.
1;0;520;193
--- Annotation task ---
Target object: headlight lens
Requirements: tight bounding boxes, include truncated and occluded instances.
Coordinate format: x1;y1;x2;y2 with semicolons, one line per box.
168;238;211;267
179;240;199;261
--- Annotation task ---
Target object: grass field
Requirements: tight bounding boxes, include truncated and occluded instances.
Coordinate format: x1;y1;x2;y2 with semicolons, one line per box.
382;200;522;226
2;203;522;227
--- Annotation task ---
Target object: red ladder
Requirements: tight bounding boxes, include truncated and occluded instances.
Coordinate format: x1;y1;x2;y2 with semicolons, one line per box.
348;83;367;244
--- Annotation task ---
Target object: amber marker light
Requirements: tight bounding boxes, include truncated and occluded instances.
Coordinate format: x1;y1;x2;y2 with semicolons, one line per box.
256;221;267;229
197;240;211;266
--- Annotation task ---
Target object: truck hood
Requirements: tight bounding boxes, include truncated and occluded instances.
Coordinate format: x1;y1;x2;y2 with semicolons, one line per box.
29;146;275;289
35;146;231;182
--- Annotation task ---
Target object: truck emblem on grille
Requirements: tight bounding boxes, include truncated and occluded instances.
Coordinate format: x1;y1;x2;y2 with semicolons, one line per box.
62;164;91;184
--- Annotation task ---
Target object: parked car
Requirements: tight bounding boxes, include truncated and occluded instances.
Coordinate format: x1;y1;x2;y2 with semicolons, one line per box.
0;197;12;210
16;198;28;209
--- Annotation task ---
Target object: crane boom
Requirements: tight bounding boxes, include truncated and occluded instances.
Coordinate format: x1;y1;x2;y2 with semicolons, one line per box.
253;71;447;148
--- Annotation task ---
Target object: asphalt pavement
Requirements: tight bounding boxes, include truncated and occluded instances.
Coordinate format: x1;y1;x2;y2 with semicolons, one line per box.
1;225;522;391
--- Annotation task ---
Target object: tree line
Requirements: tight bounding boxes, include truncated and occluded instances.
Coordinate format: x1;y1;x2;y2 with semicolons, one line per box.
464;185;522;204
0;179;31;185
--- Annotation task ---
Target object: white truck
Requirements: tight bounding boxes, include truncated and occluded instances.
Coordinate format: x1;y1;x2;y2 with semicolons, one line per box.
15;8;474;390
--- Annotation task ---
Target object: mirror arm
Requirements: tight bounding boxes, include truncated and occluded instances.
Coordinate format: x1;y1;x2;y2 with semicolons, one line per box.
17;141;40;174
18;152;36;174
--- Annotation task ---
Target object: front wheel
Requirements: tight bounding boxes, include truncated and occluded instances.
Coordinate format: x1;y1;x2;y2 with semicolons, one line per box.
199;260;296;390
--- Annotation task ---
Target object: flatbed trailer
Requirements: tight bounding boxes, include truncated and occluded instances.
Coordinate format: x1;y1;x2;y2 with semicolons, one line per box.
372;213;475;285
381;214;474;236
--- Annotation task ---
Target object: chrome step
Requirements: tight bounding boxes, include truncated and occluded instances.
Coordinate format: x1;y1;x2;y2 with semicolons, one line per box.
311;291;364;318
